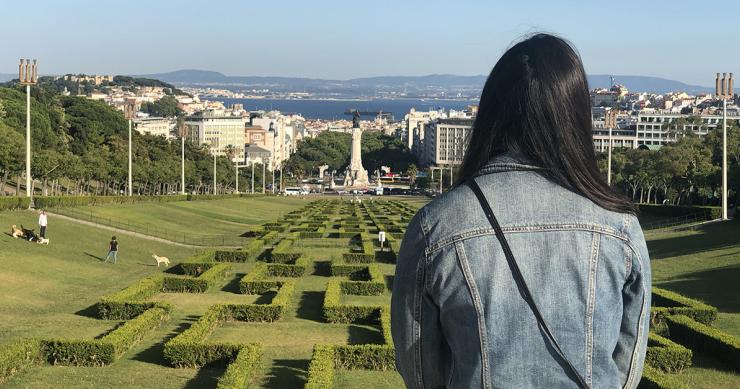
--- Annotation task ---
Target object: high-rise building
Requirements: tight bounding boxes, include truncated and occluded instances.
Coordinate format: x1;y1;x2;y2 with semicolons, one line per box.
185;111;246;161
420;118;473;167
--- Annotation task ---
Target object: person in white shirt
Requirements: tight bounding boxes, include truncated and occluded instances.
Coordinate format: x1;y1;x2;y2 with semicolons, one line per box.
38;210;48;238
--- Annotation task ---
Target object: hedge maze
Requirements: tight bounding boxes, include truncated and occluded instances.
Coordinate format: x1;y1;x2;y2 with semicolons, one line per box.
0;199;413;387
2;197;737;388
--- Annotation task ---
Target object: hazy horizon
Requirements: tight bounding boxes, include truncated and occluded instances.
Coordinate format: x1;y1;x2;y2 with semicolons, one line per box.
2;0;738;85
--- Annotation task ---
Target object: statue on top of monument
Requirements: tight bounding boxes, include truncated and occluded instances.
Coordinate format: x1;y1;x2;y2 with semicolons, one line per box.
352;110;361;129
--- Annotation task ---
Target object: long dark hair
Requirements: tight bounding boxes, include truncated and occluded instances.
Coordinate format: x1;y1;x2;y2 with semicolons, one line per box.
458;33;635;214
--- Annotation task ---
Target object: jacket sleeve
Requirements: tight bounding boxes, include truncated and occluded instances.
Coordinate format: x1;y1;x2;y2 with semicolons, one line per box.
391;208;447;388
614;216;652;389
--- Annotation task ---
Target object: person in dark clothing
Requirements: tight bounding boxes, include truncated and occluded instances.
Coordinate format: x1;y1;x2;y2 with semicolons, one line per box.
104;236;119;264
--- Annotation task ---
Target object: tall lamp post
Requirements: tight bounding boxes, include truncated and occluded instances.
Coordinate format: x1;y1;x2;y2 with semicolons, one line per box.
213;153;217;195
19;59;38;199
607;127;613;186
716;72;734;220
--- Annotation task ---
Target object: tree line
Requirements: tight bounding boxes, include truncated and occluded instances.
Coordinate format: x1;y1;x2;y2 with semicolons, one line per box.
0;86;267;196
596;125;739;206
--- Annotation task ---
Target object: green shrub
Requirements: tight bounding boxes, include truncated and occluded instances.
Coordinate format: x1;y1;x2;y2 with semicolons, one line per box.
98;275;164;319
41;305;170;366
214;250;250;263
163;264;230;293
33;194;188;209
639;365;690;389
646;332;692;373
260;231;280;246
665;315;740;371
0;339;41;384
226;280;295;322
0;197;31;211
305;345;336;389
638;204;721;220
216;344;263;389
103;305;171;357
334;344;395;370
41;339;115;366
652;287;717;325
163;306;238;367
178;261;216;276
380;308;393;347
323;280;382;323
271;239;301;263
239;263;279;294
267;256;310;277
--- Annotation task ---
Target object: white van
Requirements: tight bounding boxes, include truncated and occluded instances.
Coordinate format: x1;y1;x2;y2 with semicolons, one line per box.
284;188;301;196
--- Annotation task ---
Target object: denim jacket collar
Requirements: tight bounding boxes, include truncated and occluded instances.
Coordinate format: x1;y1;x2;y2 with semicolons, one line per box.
475;152;544;176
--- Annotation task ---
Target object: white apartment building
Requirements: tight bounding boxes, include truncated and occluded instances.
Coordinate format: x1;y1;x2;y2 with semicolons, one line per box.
636;111;740;147
592;128;639;152
404;108;446;151
185;111;246;162
133;117;176;139
420;118;473;167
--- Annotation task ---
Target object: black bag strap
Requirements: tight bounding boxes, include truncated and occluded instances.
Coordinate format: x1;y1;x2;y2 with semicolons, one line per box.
467;179;590;389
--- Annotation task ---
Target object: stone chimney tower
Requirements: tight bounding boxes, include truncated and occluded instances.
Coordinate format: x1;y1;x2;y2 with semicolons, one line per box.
730;73;735;97
716;72;721;97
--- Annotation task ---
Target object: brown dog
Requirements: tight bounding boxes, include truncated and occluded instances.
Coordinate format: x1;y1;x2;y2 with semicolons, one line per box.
11;225;23;239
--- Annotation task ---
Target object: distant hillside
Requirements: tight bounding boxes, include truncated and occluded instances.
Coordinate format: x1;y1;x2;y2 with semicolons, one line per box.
587;74;712;94
138;69;712;95
0;73;15;83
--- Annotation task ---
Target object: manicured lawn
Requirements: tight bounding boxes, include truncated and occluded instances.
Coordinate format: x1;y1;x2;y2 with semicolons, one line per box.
2;198;738;388
51;196;310;241
645;219;740;388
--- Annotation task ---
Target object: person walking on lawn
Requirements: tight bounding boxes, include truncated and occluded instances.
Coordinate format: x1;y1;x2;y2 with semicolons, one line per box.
104;236;119;264
38;210;48;238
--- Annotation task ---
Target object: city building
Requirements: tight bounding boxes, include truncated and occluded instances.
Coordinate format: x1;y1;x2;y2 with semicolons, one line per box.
245;125;268;147
244;144;272;165
420;118;474;167
635;111;740;147
185;110;247;161
404;108;445;151
133;117;176;139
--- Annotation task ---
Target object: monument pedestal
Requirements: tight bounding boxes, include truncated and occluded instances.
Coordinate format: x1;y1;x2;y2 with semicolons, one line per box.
343;126;370;188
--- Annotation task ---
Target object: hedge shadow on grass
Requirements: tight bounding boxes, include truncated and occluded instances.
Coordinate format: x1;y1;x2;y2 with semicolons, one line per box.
182;367;225;389
297;291;325;322
313;261;332;277
74;303;100;318
348;325;384;345
384;275;394;290
132;314;200;366
263;358;310;389
222;273;246;294
657;265;740;313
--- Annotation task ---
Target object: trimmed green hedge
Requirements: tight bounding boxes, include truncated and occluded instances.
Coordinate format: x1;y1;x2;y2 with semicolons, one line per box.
163;263;230;293
214;250;250;263
334;344;395;370
271;239;301;263
665;315;740;371
638;204;721;220
646;332;692;373
323;280;382;324
639;365;690;389
342;234;376;263
652;287;717;326
225;280;296;322
164;306;235;367
0;339;41;384
239;263;278;294
32;194;266;209
267;256;310;277
215;344;263;389
305;345;336;389
98;275;164;319
0;197;31;211
43;305;170;366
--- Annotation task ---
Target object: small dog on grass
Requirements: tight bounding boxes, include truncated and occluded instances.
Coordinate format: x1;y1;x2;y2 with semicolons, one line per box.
37;237;50;245
11;225;23;239
152;254;170;267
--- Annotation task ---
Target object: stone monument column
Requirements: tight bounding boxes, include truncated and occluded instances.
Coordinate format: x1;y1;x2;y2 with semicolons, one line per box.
344;110;370;187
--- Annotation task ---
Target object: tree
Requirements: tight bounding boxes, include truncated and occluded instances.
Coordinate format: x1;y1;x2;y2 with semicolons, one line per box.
406;164;418;187
0;124;24;195
140;96;182;118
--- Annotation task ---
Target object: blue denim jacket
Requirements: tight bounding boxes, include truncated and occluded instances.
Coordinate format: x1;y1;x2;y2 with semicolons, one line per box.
391;155;651;388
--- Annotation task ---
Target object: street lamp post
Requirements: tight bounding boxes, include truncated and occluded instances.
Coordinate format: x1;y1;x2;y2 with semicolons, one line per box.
722;98;728;220
181;136;185;194
262;162;266;194
19;59;38;199
128;119;132;196
213;153;217;195
607;127;613;186
251;161;255;194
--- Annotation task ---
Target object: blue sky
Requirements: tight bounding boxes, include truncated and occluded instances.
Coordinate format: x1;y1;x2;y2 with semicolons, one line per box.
2;0;738;85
